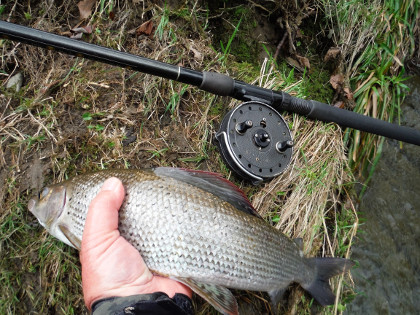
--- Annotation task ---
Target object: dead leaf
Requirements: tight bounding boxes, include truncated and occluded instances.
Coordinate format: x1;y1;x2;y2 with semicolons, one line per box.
333;101;344;108
343;87;353;100
136;20;154;37
71;25;93;34
190;46;203;62
329;73;344;90
296;55;310;70
285;57;301;70
78;0;97;20
70;25;93;39
324;47;341;62
70;32;83;39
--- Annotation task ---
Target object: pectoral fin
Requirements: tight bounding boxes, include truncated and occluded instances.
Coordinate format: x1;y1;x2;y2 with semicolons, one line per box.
173;277;238;315
58;224;82;249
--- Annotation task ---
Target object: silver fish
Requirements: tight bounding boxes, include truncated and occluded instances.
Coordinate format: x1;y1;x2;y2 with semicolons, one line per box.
28;168;352;314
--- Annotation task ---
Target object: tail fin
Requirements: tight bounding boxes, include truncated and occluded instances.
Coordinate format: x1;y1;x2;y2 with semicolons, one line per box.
303;257;354;306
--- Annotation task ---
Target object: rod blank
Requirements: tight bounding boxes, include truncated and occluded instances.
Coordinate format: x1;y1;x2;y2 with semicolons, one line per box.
1;20;419;145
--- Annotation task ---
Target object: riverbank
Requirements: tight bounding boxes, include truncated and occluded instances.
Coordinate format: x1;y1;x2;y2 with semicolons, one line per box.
1;1;417;314
347;75;420;314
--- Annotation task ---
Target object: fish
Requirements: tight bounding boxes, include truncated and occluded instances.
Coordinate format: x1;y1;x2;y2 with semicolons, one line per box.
28;168;353;314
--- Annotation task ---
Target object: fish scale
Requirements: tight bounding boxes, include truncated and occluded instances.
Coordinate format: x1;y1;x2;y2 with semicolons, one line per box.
141;186;296;288
66;170;303;290
28;168;353;314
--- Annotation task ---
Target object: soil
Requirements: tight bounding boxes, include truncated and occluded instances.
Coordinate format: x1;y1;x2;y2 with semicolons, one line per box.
347;76;420;314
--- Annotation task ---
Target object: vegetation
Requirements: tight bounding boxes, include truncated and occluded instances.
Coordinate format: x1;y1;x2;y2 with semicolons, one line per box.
2;0;416;314
321;0;419;192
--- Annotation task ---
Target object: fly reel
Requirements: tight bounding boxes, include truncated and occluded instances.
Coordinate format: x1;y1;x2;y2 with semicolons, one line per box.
216;101;293;184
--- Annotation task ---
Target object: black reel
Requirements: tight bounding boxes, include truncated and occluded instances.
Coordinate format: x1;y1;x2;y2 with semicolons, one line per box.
216;101;293;184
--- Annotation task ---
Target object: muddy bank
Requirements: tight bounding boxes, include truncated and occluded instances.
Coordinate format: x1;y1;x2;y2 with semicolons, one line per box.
347;76;420;314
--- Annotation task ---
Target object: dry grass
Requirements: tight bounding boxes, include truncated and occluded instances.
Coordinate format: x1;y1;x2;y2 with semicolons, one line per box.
249;61;358;313
1;1;356;314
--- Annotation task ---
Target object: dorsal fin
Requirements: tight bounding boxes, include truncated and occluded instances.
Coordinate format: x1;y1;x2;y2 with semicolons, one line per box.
154;167;262;219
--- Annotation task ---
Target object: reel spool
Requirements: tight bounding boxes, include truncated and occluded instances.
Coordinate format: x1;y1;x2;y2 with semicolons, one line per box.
216;101;293;184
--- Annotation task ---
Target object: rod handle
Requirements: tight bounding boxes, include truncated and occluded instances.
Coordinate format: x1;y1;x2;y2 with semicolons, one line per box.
199;71;235;96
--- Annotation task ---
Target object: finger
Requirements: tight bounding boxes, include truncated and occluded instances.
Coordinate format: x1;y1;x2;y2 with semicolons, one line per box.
83;177;125;239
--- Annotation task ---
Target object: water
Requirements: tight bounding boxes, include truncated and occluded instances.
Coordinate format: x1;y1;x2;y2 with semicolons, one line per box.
347;76;420;314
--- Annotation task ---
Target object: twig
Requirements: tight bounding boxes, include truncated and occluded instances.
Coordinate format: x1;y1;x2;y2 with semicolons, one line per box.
273;32;288;61
7;0;18;22
27;109;58;143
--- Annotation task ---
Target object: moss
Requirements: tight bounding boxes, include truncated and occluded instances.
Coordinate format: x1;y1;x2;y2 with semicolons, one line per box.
208;5;261;66
231;61;261;82
301;64;335;103
208;100;227;117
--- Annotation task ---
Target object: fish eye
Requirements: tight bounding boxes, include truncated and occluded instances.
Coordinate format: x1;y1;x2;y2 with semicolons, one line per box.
38;187;49;200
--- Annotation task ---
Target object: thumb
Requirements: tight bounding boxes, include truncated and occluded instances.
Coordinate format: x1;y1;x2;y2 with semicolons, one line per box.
82;177;125;246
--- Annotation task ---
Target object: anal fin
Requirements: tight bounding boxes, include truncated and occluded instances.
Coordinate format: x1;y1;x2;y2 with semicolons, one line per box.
173;277;238;315
268;288;287;314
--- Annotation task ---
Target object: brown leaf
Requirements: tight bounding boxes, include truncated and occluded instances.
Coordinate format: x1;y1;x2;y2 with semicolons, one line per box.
324;47;341;62
70;25;93;39
70;32;83;39
190;46;203;62
136;20;154;37
296;55;310;70
77;0;97;20
285;57;301;70
71;25;93;34
329;73;344;90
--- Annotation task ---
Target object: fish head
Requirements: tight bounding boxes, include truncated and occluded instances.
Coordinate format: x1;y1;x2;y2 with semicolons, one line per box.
28;184;75;247
28;184;66;228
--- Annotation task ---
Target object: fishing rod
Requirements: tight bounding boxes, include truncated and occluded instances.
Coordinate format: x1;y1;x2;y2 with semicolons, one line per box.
1;20;419;183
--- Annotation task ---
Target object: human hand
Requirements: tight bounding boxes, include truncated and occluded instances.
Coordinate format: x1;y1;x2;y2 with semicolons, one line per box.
80;177;192;310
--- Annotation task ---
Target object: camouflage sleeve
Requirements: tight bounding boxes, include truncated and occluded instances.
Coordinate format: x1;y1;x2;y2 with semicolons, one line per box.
91;292;194;315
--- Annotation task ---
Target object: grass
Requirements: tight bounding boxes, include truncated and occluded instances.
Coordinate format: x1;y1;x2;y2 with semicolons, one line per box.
0;1;358;314
0;195;83;314
219;17;242;65
155;3;170;41
321;0;419;187
165;83;188;115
